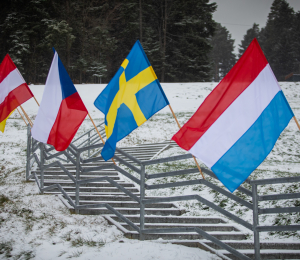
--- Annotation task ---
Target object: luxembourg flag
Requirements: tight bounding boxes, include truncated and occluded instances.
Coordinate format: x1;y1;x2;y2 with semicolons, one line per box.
31;49;88;151
172;38;294;192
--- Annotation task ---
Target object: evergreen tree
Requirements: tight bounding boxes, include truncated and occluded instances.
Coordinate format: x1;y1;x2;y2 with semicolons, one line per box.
291;11;300;73
238;23;260;58
262;0;295;80
0;0;217;83
142;0;217;82
210;23;236;81
0;0;54;83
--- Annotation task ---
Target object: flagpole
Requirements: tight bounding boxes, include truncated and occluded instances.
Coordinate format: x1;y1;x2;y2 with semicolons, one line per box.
16;107;28;126
168;104;205;179
20;105;33;127
33;96;40;106
293;116;300;131
87;113;116;165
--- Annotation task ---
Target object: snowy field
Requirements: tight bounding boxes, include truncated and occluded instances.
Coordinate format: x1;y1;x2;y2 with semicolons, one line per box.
1;82;300;259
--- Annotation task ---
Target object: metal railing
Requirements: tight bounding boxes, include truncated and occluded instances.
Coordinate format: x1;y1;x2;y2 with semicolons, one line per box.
26;124;300;260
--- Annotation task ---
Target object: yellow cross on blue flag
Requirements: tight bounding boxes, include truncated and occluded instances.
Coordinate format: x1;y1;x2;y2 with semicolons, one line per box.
94;40;169;161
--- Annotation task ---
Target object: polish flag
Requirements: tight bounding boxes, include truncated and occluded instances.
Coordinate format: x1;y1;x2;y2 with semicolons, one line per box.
31;49;88;151
172;39;294;192
0;54;33;124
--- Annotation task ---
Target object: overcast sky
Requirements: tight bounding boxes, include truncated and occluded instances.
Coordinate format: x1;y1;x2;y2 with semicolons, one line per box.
210;0;300;54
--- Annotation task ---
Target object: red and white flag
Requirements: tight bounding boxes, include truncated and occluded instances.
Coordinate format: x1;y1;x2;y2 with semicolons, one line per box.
31;49;88;151
0;54;33;124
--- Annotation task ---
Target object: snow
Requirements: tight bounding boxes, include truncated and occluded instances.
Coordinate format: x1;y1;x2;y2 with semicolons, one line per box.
1;82;300;259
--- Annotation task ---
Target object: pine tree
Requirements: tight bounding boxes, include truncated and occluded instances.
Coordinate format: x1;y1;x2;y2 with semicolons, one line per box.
141;0;217;82
238;23;260;58
0;0;54;83
262;0;295;80
0;0;218;83
210;23;236;81
291;11;300;74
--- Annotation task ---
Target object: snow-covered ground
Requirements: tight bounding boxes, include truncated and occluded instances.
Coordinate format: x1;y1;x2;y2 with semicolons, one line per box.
1;82;300;259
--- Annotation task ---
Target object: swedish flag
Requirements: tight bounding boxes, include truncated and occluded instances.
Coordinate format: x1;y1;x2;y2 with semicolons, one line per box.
94;40;169;161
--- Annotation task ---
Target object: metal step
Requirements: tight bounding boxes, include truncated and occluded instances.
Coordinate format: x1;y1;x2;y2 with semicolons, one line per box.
43;181;135;188
71;207;182;216
34;170;119;175
126;232;247;241
205;241;300;250
220;249;300;260
121;223;239;232
108;215;227;224
77;200;175;208
36;175;121;181
52;186;139;193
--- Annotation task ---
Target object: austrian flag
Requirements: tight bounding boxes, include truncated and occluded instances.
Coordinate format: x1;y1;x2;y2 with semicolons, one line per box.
31;49;88;151
0;54;33;125
172;38;294;192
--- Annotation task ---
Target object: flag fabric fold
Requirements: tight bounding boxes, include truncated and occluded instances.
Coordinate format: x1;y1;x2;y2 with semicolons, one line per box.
94;40;169;161
31;49;88;151
172;38;294;192
0;54;33;125
0;110;14;133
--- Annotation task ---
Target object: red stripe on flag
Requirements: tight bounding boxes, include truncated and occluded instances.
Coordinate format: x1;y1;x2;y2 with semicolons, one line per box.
47;92;88;151
172;38;268;150
0;54;17;84
0;83;33;122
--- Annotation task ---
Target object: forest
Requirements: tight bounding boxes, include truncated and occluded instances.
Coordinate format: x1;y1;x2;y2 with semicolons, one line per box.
0;0;299;83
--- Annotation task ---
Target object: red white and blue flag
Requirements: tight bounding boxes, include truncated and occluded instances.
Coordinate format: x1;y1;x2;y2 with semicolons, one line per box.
31;49;88;151
172;38;294;192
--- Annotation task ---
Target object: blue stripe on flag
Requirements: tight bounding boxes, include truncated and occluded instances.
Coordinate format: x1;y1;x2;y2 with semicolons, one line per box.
211;91;294;192
57;54;77;99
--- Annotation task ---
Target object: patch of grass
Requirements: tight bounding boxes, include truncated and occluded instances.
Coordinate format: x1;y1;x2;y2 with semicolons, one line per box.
0;194;11;207
58;250;67;257
61;231;72;241
71;236;105;248
47;225;57;236
14;250;35;260
67;249;83;258
0;241;13;258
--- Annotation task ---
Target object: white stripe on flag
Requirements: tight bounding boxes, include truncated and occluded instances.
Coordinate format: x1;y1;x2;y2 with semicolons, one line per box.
31;52;62;143
189;64;281;168
0;68;25;104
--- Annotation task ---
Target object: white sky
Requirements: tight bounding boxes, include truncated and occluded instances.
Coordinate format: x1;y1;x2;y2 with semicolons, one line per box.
210;0;300;54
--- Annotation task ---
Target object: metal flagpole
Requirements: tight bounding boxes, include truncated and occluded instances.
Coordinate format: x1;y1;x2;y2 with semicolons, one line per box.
168;104;205;179
87;113;116;165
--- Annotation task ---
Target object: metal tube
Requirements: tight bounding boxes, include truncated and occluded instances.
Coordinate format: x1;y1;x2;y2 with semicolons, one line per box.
139;165;145;240
39;143;45;194
142;153;192;166
75;151;81;214
88;132;90;157
252;184;260;260
250;175;300;185
26;124;31;180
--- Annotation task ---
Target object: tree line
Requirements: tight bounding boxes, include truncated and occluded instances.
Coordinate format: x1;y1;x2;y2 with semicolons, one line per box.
238;0;300;81
0;0;298;84
0;0;217;84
